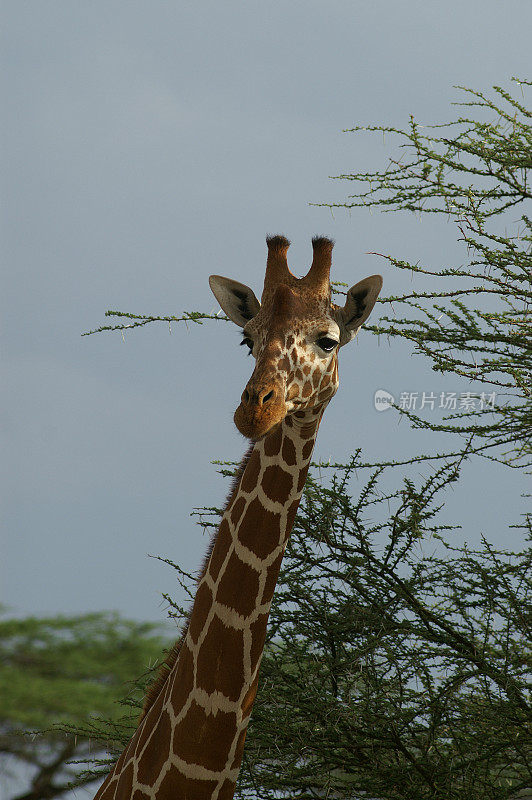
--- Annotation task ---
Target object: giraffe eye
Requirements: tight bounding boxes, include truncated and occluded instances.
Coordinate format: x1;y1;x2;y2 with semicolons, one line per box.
240;336;254;355
316;336;338;353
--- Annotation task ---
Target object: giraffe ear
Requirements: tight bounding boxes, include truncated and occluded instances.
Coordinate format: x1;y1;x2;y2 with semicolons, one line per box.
337;274;383;345
209;275;261;328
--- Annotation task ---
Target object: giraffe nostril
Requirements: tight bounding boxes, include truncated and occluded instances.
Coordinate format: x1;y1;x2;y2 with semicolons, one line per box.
243;389;250;404
261;390;274;405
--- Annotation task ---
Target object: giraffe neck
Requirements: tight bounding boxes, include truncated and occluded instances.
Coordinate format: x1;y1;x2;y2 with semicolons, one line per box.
95;409;323;800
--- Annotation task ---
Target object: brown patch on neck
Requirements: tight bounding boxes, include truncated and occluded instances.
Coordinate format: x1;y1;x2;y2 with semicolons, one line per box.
263;423;283;456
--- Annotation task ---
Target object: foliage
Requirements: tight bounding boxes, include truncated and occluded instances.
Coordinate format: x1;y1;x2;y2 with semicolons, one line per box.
0;611;170;800
237;462;532;799
320;78;532;466
82;310;228;337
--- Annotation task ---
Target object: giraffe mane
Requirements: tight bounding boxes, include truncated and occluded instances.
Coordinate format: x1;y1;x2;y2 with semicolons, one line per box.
140;443;255;721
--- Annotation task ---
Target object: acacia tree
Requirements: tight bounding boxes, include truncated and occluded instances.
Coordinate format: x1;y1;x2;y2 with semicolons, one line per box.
320;78;531;466
232;462;530;799
82;79;531;799
0;612;170;800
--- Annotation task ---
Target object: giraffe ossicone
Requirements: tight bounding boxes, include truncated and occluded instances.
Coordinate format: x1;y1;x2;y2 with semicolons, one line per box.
94;235;382;800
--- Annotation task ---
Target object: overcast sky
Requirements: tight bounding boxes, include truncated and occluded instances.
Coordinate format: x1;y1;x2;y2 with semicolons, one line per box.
3;1;531;637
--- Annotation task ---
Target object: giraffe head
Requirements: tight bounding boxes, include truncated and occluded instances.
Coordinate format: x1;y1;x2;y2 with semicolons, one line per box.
209;235;382;440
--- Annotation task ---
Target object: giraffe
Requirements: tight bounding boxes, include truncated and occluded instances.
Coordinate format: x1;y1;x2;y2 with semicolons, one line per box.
94;235;382;800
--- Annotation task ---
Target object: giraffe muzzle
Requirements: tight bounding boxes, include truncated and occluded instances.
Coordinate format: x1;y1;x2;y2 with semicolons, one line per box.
234;382;287;439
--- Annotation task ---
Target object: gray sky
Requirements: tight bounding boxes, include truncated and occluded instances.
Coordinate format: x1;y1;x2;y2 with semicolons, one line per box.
2;0;531;634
